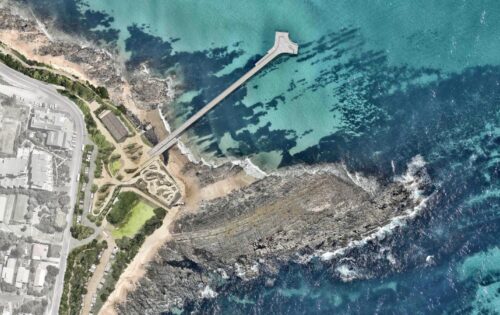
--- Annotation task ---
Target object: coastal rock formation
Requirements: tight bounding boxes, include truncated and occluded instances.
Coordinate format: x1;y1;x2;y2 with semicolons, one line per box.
0;4;175;111
117;163;421;314
128;70;176;109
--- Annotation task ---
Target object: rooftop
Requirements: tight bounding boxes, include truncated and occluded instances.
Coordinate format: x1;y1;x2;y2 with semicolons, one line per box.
32;243;49;261
34;263;48;288
30;149;54;191
0;157;28;177
99;110;128;142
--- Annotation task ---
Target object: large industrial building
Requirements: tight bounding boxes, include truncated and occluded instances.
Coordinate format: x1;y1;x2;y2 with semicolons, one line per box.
99;110;129;142
30;149;54;192
30;108;74;149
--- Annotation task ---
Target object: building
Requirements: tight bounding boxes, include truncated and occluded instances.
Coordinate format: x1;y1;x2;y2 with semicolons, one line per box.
99;110;129;142
32;243;49;261
15;266;29;288
11;194;28;224
1;258;16;285
0;120;19;155
29;149;54;191
0;194;20;224
46;130;66;148
0;157;28;177
55;212;67;230
34;263;47;288
0;196;7;223
30;108;74;149
0;148;30;189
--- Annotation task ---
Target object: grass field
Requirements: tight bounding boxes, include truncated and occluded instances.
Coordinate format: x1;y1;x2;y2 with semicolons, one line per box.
109;159;122;176
111;200;155;239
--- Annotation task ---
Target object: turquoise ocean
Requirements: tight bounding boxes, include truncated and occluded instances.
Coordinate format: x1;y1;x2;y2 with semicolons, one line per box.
23;0;500;313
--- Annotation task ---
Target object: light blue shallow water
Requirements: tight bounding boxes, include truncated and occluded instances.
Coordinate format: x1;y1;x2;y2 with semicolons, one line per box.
78;0;500;170
24;0;500;313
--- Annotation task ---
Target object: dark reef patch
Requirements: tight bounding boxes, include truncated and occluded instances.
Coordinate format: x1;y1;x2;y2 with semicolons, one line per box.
16;0;120;44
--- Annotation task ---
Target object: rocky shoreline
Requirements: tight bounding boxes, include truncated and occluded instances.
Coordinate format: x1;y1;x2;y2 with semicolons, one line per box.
0;3;176;115
0;4;431;314
117;162;426;314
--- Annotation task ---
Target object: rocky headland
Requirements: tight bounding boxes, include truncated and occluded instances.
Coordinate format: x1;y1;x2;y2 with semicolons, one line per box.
0;4;430;314
116;162;424;314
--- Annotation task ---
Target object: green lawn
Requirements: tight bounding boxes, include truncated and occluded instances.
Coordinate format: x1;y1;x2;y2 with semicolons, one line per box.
111;199;155;239
109;159;122;176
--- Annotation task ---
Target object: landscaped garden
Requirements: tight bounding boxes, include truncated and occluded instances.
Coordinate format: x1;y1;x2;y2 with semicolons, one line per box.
107;192;156;239
109;157;122;177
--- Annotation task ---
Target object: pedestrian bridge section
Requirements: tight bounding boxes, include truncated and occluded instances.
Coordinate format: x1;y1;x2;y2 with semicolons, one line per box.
148;31;299;157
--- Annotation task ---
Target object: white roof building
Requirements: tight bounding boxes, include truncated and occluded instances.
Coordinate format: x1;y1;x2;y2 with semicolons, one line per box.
0;195;6;223
29;149;54;191
15;266;29;288
0;157;28;177
32;243;49;261
1;258;16;285
34;263;47;288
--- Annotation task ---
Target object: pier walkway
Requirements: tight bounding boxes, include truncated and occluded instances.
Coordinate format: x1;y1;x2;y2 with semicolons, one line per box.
148;31;298;157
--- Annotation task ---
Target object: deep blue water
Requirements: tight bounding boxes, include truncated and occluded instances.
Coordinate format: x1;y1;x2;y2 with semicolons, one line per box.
20;0;500;313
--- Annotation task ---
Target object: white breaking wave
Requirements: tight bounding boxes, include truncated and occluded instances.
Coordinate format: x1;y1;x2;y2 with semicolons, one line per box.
335;264;362;282
319;195;430;263
316;155;431;271
180;139;267;178
394;154;430;202
157;107;268;178
176;140;201;164
200;285;218;299
158;107;172;134
231;158;267;179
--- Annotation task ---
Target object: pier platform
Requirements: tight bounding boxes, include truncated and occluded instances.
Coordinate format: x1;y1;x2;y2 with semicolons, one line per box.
148;31;298;157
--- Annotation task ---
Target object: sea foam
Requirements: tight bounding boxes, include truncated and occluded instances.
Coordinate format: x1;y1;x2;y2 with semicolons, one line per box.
317;155;432;268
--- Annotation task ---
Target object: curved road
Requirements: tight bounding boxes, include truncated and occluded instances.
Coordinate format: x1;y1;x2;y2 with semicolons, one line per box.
0;63;86;315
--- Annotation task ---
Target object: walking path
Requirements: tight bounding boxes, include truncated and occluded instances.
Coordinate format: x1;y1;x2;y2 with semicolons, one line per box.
81;232;116;315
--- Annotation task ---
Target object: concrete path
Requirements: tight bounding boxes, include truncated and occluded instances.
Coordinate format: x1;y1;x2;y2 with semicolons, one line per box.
148;32;298;157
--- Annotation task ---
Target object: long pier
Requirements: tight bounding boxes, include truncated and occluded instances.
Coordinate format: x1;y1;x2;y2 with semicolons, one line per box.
148;31;298;157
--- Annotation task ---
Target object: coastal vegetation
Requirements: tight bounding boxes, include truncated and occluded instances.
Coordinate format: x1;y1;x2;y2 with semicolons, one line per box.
106;191;140;225
93;207;167;312
1;40;176;314
109;153;122;176
111;199;155;239
70;224;95;240
59;240;107;315
89;186;122;226
0;52;98;100
59;91;115;178
70;144;96;240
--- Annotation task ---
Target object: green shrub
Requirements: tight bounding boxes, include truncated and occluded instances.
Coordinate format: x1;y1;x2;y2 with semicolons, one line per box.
70;224;95;240
106;192;139;226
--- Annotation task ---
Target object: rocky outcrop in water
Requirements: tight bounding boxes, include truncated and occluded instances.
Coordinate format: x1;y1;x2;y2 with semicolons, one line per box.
118;164;418;314
0;4;174;110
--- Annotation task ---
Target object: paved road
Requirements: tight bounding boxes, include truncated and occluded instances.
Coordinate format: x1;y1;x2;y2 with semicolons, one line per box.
0;63;87;315
148;31;298;158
